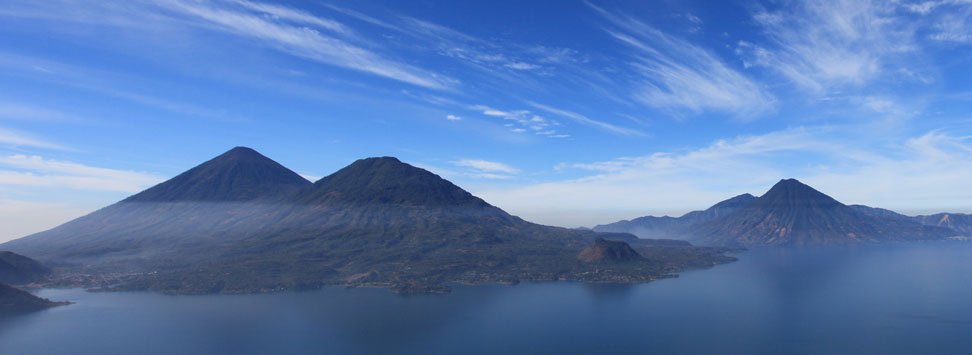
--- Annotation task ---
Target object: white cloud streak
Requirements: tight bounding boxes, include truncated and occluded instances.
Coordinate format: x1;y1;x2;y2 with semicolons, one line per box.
228;0;352;35
416;162;515;181
589;3;775;117
736;0;922;93
153;0;455;90
0;102;82;123
529;102;644;136
0;128;67;150
452;159;520;174
0;154;163;192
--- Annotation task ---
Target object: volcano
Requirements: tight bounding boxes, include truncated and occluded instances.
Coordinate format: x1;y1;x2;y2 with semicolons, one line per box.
1;147;727;293
695;179;954;246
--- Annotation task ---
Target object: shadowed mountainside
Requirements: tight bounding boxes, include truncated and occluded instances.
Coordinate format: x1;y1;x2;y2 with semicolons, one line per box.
0;251;50;285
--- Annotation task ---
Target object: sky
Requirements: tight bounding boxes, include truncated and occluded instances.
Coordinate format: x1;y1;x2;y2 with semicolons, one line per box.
2;0;972;242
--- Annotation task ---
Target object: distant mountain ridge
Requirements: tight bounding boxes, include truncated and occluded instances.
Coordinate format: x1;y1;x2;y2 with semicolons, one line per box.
1;147;731;294
596;179;961;246
852;206;972;237
594;194;755;239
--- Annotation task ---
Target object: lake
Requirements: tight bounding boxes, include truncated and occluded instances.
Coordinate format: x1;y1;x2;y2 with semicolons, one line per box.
2;242;971;354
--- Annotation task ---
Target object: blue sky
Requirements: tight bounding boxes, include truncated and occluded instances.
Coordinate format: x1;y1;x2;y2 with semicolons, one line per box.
2;0;972;242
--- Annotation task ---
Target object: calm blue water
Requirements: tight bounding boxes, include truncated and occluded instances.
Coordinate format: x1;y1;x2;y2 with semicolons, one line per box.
2;242;971;354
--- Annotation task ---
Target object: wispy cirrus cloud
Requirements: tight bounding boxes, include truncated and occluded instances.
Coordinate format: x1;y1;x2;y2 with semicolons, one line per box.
0;0;653;140
0;53;242;122
416;159;519;180
228;0;353;36
324;4;582;77
529;102;644;137
589;3;775;117
155;0;456;90
445;160;517;180
319;3;404;32
924;2;972;43
735;0;924;94
397;16;551;74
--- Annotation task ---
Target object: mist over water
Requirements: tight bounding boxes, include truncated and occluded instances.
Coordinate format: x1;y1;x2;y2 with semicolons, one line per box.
2;242;971;354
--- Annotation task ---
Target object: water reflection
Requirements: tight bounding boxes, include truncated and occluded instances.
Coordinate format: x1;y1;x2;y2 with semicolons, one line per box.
581;282;635;303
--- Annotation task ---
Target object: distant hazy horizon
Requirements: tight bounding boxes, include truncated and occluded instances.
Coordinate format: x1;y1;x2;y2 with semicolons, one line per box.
2;0;972;242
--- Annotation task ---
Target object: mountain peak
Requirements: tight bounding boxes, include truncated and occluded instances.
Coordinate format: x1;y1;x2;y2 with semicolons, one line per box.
337;156;407;174
123;147;311;202
223;146;261;156
766;179;823;194
772;178;807;189
304;156;493;208
318;156;420;181
760;178;840;206
360;156;402;163
697;179;876;246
